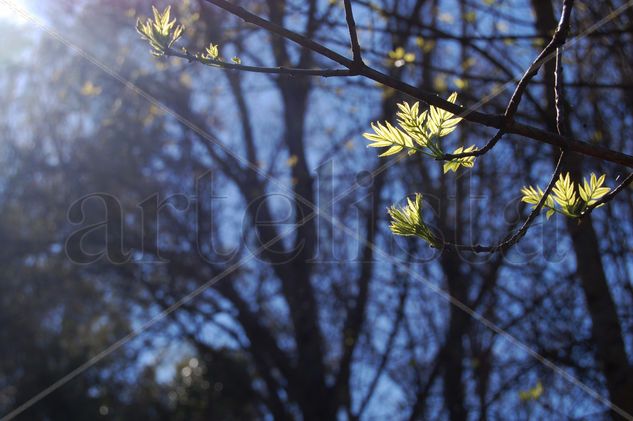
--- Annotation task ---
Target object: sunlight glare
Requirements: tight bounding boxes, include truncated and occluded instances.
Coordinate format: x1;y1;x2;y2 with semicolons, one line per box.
0;0;30;26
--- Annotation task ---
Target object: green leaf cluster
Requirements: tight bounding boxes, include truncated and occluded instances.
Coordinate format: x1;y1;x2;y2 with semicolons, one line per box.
197;45;241;66
521;172;610;218
136;6;184;56
137;5;241;66
387;194;439;248
579;173;611;206
443;145;476;173
363;121;417;157
201;43;220;61
363;92;477;173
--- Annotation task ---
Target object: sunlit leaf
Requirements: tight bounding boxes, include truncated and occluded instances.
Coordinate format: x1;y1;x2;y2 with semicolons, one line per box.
428;92;463;138
364;93;465;167
136;5;184;56
201;43;220;60
363;121;415;156
520;172;611;219
579;172;610;206
443;145;477;173
396;101;429;148
552;172;579;216
520;185;556;216
387;194;439;247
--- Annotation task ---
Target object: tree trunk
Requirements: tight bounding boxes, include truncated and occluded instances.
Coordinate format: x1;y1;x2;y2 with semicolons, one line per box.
442;251;468;421
531;2;633;418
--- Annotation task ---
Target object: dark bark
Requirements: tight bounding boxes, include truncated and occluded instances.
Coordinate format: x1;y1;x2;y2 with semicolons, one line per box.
441;249;469;421
267;2;334;418
531;2;633;418
206;0;633;169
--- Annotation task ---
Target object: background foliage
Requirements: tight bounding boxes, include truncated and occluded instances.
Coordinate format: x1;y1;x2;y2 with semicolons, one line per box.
2;0;633;420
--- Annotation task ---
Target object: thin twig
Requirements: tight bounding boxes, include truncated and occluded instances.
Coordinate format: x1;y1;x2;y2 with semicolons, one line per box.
441;0;574;161
504;0;575;119
205;0;355;67
449;150;566;253
163;47;351;77
440;130;505;160
554;48;566;136
550;27;633;221
343;0;363;65
204;0;633;169
581;172;633;218
447;2;574;253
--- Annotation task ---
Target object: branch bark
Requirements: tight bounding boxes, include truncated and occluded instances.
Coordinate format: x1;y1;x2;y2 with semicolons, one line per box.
204;0;633;168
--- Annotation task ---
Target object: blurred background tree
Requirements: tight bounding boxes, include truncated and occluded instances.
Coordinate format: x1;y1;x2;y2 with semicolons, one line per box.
2;0;633;420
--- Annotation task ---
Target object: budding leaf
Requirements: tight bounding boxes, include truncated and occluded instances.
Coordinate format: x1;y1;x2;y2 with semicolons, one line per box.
521;172;611;219
387;194;439;248
136;5;184;56
202;43;220;60
443;145;477;173
578;172;610;206
363;92;469;165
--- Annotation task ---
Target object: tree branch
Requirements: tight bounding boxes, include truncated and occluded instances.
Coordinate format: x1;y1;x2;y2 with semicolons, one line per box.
205;0;355;67
440;130;505;160
343;0;363;65
581;172;633;218
504;0;574;119
203;0;633;169
450;149;566;254
554;47;566;137
441;0;574;161
164;47;351;77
